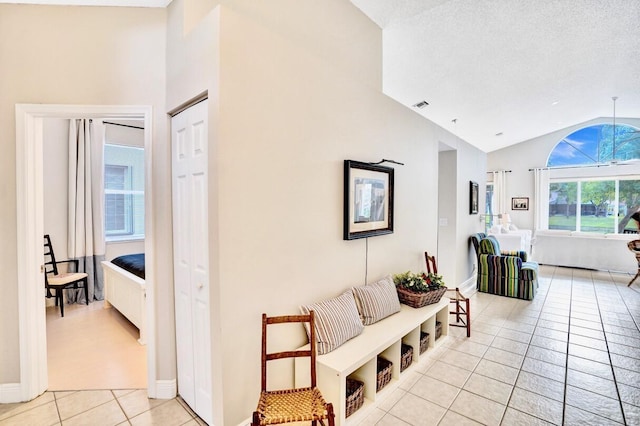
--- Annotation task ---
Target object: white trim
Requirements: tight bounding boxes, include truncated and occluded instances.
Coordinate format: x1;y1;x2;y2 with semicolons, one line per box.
0;0;171;7
12;104;156;403
458;275;477;297
154;379;177;400
0;383;22;403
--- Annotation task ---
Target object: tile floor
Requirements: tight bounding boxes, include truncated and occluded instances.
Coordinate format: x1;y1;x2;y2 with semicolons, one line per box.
357;265;640;425
1;265;639;425
46;300;147;390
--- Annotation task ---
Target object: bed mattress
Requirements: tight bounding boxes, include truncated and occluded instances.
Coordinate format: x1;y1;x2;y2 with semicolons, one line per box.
111;253;145;279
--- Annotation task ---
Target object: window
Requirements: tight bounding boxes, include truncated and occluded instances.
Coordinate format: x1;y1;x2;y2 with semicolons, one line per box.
104;144;144;240
548;124;640;167
549;178;640;233
545;124;640;234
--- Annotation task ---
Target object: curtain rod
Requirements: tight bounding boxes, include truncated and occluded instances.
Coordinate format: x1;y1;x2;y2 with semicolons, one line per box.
528;162;637;171
103;121;144;130
487;170;512;173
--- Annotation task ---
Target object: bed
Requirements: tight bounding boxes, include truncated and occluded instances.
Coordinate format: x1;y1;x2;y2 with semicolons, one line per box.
101;253;146;345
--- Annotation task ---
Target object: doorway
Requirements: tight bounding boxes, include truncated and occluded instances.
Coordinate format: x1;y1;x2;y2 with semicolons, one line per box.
15;104;157;401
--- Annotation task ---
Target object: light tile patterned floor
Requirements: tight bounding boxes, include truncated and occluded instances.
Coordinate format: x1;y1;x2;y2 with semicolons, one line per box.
0;389;206;426
1;265;639;425
358;265;640;425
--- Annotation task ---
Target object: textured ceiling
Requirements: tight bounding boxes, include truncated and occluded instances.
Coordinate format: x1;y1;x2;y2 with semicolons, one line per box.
352;0;640;152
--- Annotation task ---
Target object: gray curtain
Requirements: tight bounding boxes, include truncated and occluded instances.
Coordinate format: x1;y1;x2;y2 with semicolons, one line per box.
67;119;106;302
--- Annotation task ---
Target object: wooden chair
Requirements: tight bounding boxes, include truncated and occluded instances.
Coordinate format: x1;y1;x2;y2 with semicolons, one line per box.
252;312;335;426
425;251;471;337
44;234;89;317
627;240;640;287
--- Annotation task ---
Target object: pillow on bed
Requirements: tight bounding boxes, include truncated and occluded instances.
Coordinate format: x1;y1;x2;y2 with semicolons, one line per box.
352;275;400;325
300;290;364;355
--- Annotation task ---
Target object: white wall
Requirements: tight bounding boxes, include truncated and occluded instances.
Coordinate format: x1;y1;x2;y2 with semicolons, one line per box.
167;1;486;424
488;117;640;231
0;4;167;385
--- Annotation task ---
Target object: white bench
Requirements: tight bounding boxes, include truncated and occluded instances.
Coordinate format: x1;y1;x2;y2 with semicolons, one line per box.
295;298;450;425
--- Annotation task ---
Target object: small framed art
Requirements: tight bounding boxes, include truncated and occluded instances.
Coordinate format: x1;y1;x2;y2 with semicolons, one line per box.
512;197;529;210
469;181;479;215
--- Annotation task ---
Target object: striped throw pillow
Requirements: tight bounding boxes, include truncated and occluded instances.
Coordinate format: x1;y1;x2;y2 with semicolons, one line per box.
300;290;364;355
352;275;401;325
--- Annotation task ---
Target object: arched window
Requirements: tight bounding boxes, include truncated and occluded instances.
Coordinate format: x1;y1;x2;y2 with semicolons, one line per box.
545;124;640;234
547;124;640;167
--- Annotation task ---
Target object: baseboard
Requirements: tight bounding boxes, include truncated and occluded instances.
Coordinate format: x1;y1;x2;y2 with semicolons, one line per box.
237;417;251;426
154;379;177;400
0;383;23;403
458;275;477;297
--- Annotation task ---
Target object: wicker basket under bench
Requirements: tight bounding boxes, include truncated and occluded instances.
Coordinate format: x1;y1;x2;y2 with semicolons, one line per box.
294;298;450;425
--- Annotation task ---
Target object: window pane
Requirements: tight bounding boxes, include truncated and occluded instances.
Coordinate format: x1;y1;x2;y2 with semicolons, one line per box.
104;144;144;239
580;180;614;233
549;182;577;230
105;165;127;190
619;180;640;233
547;124;640;167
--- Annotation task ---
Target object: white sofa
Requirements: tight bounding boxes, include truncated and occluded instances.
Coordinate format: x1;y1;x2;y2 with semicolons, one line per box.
533;230;638;273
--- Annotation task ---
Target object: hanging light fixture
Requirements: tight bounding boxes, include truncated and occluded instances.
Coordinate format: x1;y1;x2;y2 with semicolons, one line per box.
612;96;618;161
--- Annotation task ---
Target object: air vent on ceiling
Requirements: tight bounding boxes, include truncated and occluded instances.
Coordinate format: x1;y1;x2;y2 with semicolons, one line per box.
413;101;429;109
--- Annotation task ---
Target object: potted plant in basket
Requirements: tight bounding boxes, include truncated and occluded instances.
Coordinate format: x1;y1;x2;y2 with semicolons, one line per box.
393;271;447;308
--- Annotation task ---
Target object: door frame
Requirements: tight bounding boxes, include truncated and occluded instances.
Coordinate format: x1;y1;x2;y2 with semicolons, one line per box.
15;104;157;400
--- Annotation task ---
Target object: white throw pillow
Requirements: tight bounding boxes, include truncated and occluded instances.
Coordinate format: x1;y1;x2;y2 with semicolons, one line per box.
300;290;364;355
352;275;401;325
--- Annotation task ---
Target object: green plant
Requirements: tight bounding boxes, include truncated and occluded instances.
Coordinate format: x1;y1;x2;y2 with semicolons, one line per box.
393;271;445;292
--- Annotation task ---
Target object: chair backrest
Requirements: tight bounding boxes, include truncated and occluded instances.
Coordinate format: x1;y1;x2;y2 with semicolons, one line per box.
470;233;487;256
478;236;501;255
260;312;318;392
43;234;59;277
424;252;437;274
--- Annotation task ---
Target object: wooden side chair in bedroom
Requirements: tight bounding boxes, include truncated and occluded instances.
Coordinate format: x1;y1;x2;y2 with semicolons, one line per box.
252;312;335;426
44;234;89;317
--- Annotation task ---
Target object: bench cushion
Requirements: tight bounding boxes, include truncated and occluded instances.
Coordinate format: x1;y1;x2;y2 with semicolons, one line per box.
352;275;400;325
300;290;364;355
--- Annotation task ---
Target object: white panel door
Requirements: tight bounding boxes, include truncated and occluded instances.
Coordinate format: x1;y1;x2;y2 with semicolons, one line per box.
171;99;212;425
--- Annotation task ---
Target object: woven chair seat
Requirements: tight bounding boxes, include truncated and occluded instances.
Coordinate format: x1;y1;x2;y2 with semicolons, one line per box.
256;387;330;425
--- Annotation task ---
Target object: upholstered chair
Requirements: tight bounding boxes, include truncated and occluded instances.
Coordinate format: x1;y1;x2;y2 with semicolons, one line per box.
471;232;528;262
476;236;538;300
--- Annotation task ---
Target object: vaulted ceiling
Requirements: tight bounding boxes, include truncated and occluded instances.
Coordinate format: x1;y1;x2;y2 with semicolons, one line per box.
351;0;640;152
4;0;639;152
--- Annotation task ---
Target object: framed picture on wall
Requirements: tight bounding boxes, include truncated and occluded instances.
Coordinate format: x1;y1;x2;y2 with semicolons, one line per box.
512;197;529;210
343;160;394;240
469;181;479;215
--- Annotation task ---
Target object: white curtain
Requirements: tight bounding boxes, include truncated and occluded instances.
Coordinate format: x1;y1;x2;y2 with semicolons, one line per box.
533;168;550;231
68;119;106;301
492;171;508;216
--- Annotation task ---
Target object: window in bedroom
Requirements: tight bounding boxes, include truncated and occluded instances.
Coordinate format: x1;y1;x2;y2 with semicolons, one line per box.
104;144;145;240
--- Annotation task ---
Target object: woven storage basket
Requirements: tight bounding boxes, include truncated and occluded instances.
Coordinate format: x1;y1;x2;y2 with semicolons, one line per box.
376;357;393;392
419;331;430;354
435;321;443;340
400;344;413;372
345;378;364;418
396;286;447;308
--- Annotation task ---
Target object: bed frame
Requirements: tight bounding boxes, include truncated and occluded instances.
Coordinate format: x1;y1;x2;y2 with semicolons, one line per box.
101;260;146;345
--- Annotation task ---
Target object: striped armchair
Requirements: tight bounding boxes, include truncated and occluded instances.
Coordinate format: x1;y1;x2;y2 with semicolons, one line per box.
476;236;538;300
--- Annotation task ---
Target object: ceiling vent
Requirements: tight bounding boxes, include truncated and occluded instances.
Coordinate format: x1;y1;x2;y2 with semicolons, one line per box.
413;101;429;109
